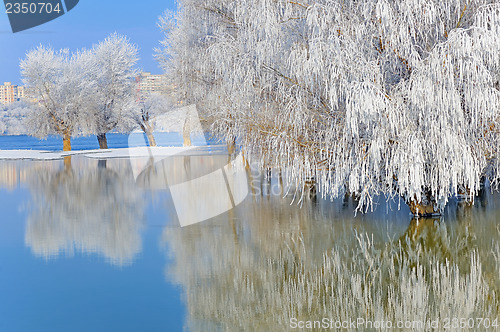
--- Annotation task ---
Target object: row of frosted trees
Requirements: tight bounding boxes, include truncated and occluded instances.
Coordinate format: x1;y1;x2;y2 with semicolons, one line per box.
157;0;500;215
20;33;169;151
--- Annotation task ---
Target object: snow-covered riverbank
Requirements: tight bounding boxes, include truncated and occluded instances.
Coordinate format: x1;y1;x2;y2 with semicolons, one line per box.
0;145;228;160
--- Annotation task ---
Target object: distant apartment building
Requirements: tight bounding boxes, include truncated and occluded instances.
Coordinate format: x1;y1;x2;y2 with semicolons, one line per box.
0;82;25;105
135;72;169;101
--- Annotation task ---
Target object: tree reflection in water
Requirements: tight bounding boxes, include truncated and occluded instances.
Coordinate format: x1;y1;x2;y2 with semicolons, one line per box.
163;192;500;331
25;157;145;266
2;153;498;329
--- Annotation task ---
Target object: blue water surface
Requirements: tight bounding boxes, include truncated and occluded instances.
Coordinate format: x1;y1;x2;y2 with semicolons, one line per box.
0;133;213;151
1;135;498;332
0;187;185;332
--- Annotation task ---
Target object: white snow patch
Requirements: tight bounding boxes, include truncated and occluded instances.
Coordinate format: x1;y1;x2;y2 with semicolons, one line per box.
0;145;227;160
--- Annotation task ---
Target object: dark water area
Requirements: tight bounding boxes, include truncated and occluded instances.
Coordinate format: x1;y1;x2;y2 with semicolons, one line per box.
0;151;498;331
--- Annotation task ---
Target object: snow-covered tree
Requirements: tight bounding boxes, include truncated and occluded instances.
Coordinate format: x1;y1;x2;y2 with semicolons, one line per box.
128;93;171;146
20;35;139;150
158;0;500;215
0;120;5;134
0;100;33;135
20;46;92;151
87;33;139;149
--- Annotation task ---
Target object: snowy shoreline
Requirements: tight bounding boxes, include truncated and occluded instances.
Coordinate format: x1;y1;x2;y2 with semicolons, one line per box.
0;145;228;160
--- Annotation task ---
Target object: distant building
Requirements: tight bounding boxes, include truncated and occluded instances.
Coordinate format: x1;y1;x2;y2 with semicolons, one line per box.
0;82;25;105
135;72;169;101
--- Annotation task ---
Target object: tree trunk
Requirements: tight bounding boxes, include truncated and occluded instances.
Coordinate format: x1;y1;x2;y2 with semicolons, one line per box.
141;121;157;147
477;176;488;208
244;157;257;197
146;131;157;147
63;132;71;151
183;131;191;146
97;133;108;149
227;137;236;155
304;177;317;200
407;192;440;216
278;171;284;196
183;117;191;146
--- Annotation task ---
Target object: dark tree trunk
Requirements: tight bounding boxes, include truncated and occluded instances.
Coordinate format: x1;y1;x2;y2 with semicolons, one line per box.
97;133;108;149
304;177;317;200
407;191;440;216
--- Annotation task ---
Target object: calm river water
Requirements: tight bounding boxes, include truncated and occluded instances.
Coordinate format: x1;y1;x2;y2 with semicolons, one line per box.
0;150;499;331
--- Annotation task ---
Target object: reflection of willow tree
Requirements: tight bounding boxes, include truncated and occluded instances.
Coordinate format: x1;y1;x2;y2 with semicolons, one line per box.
163;197;500;331
25;158;145;266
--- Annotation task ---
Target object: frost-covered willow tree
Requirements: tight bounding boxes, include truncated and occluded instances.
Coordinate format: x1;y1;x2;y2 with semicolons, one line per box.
86;33;139;149
20;46;91;151
158;0;500;215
